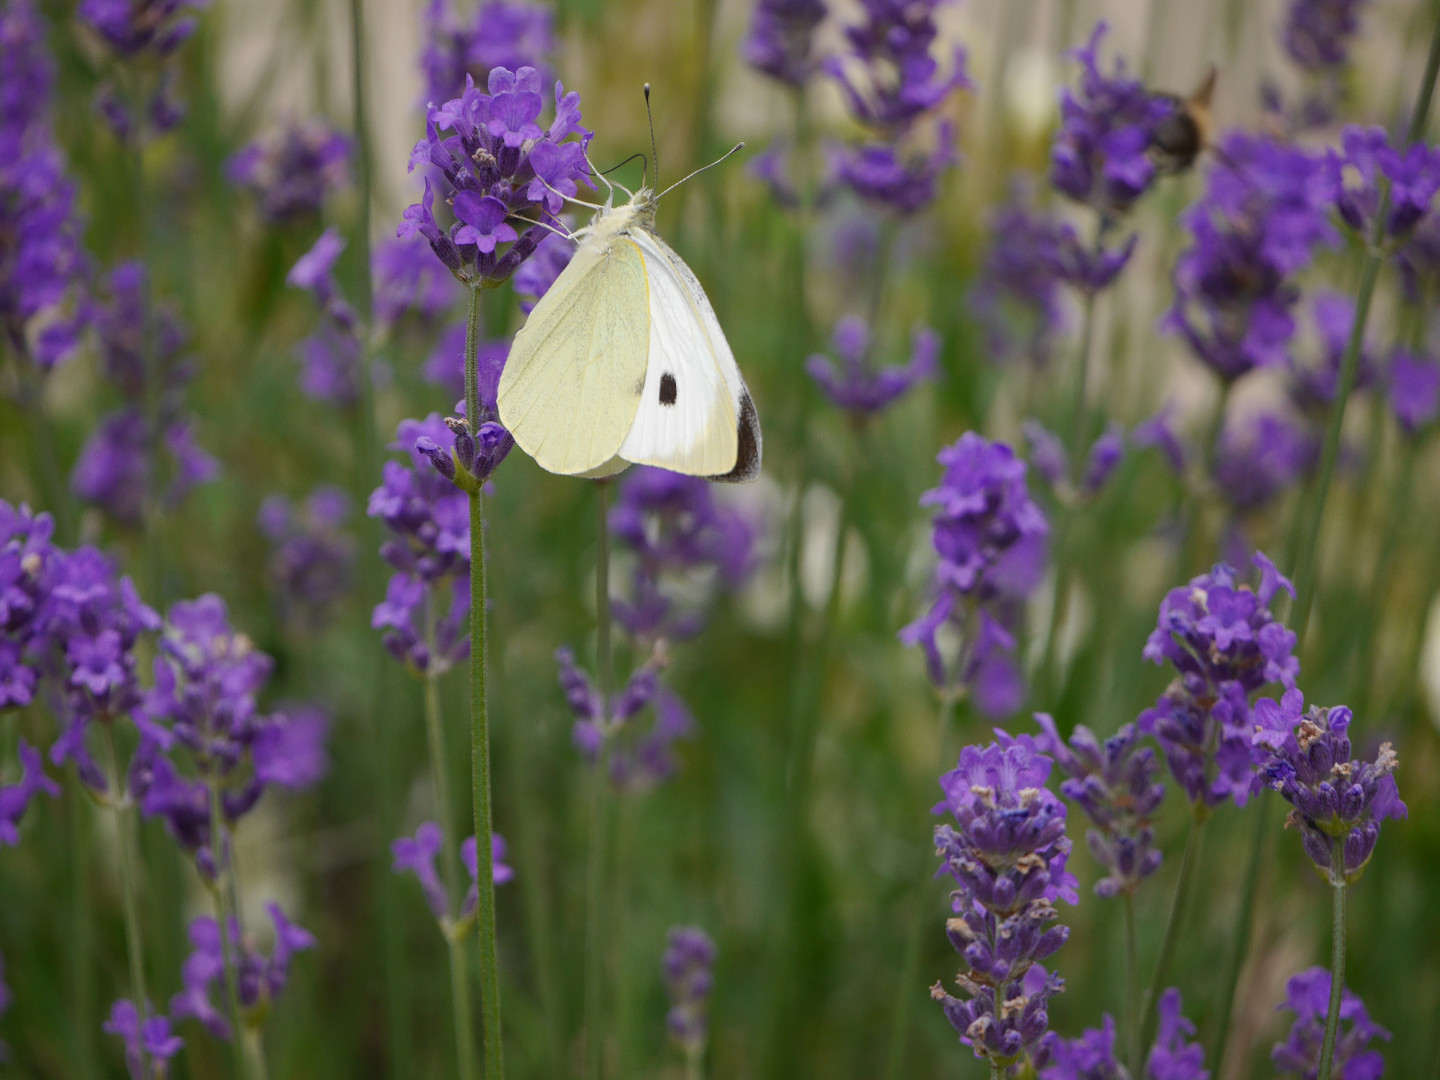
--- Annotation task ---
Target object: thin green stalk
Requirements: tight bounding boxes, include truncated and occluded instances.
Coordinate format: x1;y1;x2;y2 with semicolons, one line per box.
1138;814;1207;1055
991;1062;1004;1080
423;655;477;1080
102;724;151;1076
686;1045;705;1080
242;1029;272;1080
584;478;614;1080
208;780;252;1080
1066;225;1105;460
1124;891;1141;1075
1317;840;1348;1080
1207;794;1272;1074
67;790;95;1075
1175;378;1233;579
1354;439;1418;717
464;284;505;1080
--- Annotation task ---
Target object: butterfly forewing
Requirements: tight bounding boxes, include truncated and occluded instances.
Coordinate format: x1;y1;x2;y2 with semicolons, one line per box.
498;236;651;476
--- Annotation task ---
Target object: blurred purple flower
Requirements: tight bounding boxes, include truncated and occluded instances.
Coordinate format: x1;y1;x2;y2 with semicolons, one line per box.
1165;132;1339;383
1139;552;1298;808
1034;715;1164;897
170;907;315;1038
1252;688;1404;883
1327;125;1440;239
1272;967;1388;1079
1388;348;1440;435
1132;404;1189;475
0;738;60;845
970;183;1068;369
393;822;512;925
901;434;1048;714
80;0;207;140
103;999;183;1079
0;1;89;370
664;926;716;1053
0;502;58;709
1286;291;1377;416
806;316;938;415
512;228;574;313
373;236;456;327
1283;0;1368;73
402;66;590;285
258;487;355;629
227;119;352;222
1051;22;1177;215
744;0;826;86
420;0;555;106
931;732;1074;1071
1212;412;1318;513
1040;988;1208;1080
833;125;957;214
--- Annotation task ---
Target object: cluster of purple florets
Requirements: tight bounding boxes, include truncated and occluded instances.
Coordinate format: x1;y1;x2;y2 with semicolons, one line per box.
663;926;717;1054
1039;988;1208;1080
1272;967;1389;1079
929;733;1074;1070
79;0;207;141
805;316;939;417
391;822;513;931
227;120;353;223
258;487;356;630
419;0;555;106
901;433;1049;717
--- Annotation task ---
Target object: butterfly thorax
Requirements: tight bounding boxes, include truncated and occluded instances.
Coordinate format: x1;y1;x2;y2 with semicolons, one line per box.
584;187;658;246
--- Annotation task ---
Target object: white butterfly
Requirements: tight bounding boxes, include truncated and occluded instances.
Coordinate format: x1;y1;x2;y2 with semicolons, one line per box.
497;150;762;484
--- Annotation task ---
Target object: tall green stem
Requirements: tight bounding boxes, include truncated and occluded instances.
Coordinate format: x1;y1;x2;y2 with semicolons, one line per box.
584;479;614;1080
423;653;477;1080
1137;814;1206;1056
1124;891;1141;1074
1065;222;1105;460
1207;794;1271;1073
208;778;253;1080
101;724;151;1076
1317;840;1348;1080
464;284;505;1080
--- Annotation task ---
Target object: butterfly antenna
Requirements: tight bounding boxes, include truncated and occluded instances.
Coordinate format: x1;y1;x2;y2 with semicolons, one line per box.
644;83;658;191
657;141;745;201
597;152;644;199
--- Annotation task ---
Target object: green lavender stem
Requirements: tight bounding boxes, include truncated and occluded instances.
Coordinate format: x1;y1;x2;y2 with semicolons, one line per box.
242;1029;272;1080
1137;813;1206;1058
464;284;505;1080
1124;891;1141;1075
101;724;152;1077
208;779;253;1080
1207;793;1271;1074
686;1044;705;1080
1317;840;1348;1080
422;651;478;1080
584;478;614;1080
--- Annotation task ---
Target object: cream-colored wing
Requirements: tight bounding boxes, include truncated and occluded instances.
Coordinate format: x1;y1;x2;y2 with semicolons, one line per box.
498;235;651;476
617;230;762;482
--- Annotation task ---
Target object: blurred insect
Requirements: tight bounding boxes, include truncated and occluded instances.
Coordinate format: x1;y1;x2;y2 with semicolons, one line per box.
1148;66;1217;174
498;85;762;484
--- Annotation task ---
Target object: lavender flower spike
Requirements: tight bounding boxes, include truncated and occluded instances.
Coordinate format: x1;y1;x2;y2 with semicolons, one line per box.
744;0;826;86
1273;967;1389;1079
664;927;717;1056
0;738;61;845
103;999;184;1080
805;316;939;416
1040;987;1208;1079
1252;689;1405;884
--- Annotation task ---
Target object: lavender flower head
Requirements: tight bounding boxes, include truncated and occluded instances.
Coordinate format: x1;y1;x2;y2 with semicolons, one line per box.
1;502;58;710
1165;133;1339;382
104;999;183;1079
930;732;1075;1071
608;466;758;641
1283;0;1369;74
1286;292;1376;416
806;316;939;416
227;119;352;222
257;487;355;629
900;434;1049;716
401;66;591;285
80;0;208;139
1211;412;1318;514
1327;125;1440;241
1040;988;1208;1080
664;926;716;1055
1023;421;1126;500
0;0;88;369
969;184;1068;369
1252;689;1404;884
1051;22;1176;215
1139;552;1299;809
1034;714;1164;897
1387;349;1440;435
745;0;826;86
373;236;456;328
0;738;60;845
1272;967;1389;1079
391;822;513;932
286;228;373;407
420;0;555;105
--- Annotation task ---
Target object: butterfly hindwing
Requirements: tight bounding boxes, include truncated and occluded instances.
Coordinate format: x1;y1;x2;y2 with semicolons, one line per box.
618;230;761;482
498;236;651;476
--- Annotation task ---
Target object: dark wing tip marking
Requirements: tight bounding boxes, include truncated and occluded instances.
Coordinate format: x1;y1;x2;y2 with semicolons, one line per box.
659;372;677;406
709;391;761;484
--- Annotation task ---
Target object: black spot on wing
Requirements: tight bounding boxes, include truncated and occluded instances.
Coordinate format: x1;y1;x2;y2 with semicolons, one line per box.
631;376;645;396
659;372;677;406
709;391;761;483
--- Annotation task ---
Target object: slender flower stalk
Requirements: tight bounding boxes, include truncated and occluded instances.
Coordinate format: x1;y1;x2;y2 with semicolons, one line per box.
462;283;504;1080
1136;813;1205;1062
101;723;152;1079
1317;838;1347;1080
1123;891;1140;1072
584;477;614;1080
207;781;251;1080
1207;794;1272;1072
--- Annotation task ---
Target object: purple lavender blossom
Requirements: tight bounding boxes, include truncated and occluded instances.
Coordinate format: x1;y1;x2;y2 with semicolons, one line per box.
0;1;88;369
1132;404;1189;475
1139;553;1298;808
930;732;1075;1071
0;502;58;709
744;0;826;86
833;125;958;214
286;229;375;407
169;906;315;1038
0;738;60;845
103;999;183;1079
1212;412;1319;513
1040;987;1208;1080
257;488;355;628
512;227;574;313
227;120;352;222
1283;0;1369;74
1272;967;1388;1079
1023;421;1126;499
1286;292;1376;416
420;0;555;106
1042;221;1139;294
900;434;1049;715
402;66;590;285
608;467;758;641
422;322;511;404
664;926;716;1054
1327;125;1440;240
373;236;456;327
1034;715;1164;897
1165;133;1339;382
969;184;1068;369
392;822;512;926
1252;689;1404;883
80;0;207;139
1387;349;1440;435
1051;22;1176;215
806;316;939;415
